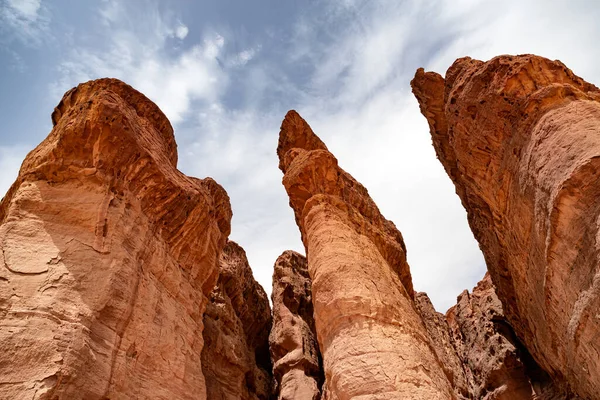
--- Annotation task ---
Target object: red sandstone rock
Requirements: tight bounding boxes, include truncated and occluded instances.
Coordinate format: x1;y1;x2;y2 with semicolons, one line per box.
412;54;600;398
446;274;535;399
0;79;231;399
413;293;471;398
269;250;323;400
277;110;454;398
418;274;570;400
202;240;272;400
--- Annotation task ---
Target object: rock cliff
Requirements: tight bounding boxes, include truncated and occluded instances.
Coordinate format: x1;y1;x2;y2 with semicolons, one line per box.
277;110;454;398
269;250;323;400
412;54;600;398
0;78;233;399
202;240;272;400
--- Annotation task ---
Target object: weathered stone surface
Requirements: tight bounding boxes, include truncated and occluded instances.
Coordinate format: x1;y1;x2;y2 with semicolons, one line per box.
418;273;570;400
412;54;600;398
269;250;323;400
0;78;231;399
201;240;272;400
414;293;470;398
277;110;454;399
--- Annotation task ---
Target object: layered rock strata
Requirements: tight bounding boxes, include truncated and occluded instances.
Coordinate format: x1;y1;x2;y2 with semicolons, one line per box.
0;79;231;399
269;250;323;400
412;54;600;398
277;110;454;398
201;240;272;400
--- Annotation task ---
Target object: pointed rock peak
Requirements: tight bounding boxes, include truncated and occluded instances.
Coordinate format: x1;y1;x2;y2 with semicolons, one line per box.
277;110;328;173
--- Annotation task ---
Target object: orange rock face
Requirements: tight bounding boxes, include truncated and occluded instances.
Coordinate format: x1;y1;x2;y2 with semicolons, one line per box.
277;110;454;399
202;240;272;400
412;55;600;398
418;274;540;400
0;79;231;399
269;250;323;400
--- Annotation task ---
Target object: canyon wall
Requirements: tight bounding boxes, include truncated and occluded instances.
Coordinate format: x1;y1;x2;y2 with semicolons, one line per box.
269;250;323;400
201;240;272;400
412;54;600;398
277;110;455;398
0;78;233;400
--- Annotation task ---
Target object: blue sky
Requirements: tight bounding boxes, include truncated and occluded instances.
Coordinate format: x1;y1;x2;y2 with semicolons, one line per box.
2;0;600;311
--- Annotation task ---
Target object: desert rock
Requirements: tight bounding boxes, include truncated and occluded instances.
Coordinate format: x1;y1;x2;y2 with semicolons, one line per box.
269;250;323;400
201;240;272;400
0;79;231;399
277;110;454;399
412;54;600;398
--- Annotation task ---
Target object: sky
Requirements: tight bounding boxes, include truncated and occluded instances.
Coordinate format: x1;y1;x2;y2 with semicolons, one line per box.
1;0;600;312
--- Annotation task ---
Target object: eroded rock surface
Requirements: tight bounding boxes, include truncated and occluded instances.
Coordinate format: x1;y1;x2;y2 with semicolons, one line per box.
413;293;470;398
412;54;600;398
418;274;569;400
277;110;454;399
0;79;231;399
201;240;272;400
269;250;323;400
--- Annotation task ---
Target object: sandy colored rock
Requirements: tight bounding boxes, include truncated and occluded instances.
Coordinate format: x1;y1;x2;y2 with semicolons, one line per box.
201;240;272;400
0;79;231;399
277;110;454;399
270;250;323;400
412;54;600;398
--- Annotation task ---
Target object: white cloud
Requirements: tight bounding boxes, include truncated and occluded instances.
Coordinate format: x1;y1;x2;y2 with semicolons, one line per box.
53;3;229;125
6;0;40;20
175;23;189;40
1;0;48;45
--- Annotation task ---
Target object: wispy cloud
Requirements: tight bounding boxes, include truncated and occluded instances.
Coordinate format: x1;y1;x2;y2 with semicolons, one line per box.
0;0;49;46
52;1;259;125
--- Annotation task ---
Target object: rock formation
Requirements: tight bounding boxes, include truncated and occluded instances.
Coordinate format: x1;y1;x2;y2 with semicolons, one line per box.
416;274;558;400
201;240;272;400
0;78;233;399
277;110;455;398
269;250;323;400
412;54;600;398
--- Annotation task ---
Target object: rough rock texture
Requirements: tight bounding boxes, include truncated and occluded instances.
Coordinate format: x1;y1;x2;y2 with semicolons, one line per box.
418;274;537;400
277;110;454;399
412;54;600;398
269;250;323;400
413;293;470;398
0;79;232;399
201;240;272;400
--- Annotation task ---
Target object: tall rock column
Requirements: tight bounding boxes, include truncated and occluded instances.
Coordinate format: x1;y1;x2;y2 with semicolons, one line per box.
277;111;454;399
269;250;323;400
201;240;272;400
0;79;231;399
412;54;600;398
